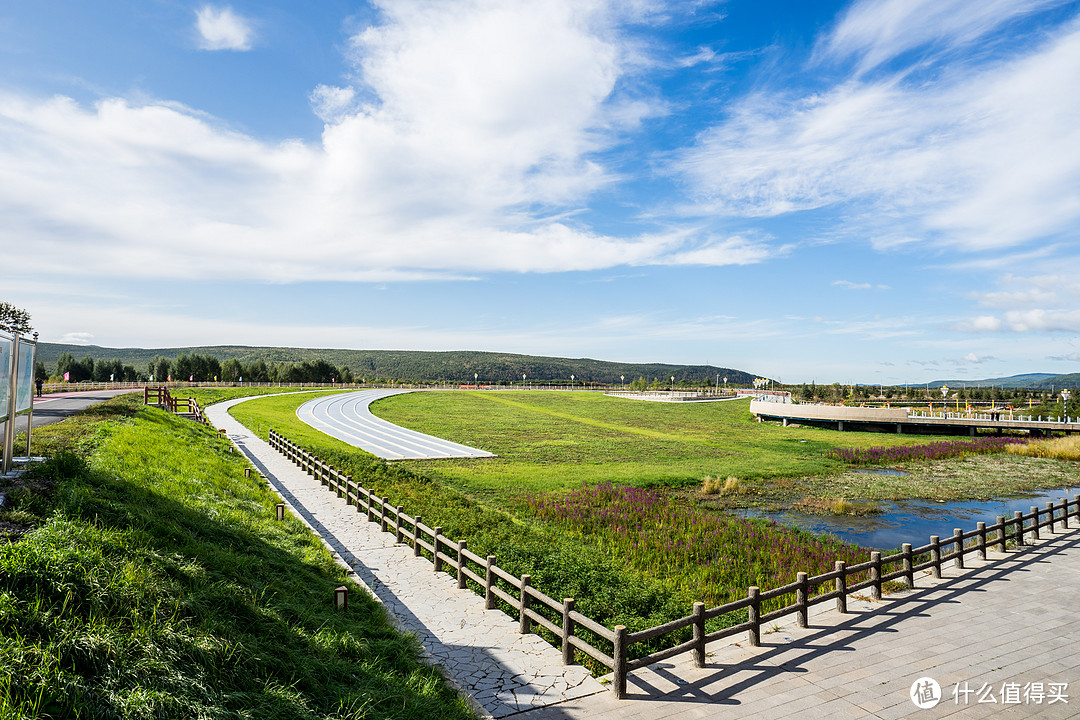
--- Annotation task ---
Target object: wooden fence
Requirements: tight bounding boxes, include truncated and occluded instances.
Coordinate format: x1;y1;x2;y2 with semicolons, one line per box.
268;429;1080;699
144;386;209;425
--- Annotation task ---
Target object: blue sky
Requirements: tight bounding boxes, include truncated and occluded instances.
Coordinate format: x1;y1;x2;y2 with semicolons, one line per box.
2;0;1079;384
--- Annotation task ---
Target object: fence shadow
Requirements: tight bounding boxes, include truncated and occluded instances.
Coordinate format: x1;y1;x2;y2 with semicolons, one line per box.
621;531;1080;706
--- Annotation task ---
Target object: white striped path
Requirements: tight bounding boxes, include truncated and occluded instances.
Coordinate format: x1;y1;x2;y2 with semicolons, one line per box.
296;389;496;460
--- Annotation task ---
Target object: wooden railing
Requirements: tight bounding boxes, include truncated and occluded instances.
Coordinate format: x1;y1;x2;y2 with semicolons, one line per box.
267;429;1080;698
144;386;208;425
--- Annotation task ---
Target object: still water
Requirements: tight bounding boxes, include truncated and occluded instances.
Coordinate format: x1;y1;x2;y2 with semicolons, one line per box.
737;486;1080;550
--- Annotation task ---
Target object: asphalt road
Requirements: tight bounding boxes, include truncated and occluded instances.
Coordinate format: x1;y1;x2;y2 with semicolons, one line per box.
1;389;137;438
296;389;496;460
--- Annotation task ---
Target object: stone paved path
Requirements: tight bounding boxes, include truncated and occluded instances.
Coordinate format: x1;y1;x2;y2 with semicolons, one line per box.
206;398;605;718
527;530;1080;719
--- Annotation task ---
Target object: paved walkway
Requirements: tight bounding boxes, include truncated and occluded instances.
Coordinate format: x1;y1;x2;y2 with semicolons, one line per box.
296;389;495;460
208;397;1080;720
206;398;604;718
529;532;1080;719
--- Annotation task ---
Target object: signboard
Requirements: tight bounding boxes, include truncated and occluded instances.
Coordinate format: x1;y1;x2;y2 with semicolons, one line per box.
15;341;33;413
0;336;10;418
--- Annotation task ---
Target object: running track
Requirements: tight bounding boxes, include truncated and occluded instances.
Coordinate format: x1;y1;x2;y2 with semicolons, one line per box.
296;389;495;460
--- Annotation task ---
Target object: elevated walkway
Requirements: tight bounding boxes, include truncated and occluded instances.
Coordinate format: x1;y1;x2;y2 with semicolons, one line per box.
750;400;1080;436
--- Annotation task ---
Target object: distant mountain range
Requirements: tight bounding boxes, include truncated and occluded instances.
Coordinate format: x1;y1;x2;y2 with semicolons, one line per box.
35;343;756;386
925;373;1079;390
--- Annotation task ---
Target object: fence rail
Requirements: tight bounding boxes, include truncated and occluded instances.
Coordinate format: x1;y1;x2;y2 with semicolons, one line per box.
266;429;1080;699
144;386;209;425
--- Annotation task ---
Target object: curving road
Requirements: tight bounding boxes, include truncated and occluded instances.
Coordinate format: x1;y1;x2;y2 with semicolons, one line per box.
296;390;495;460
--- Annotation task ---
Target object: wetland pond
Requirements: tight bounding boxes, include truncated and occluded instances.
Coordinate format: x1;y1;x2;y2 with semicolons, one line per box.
737;483;1080;550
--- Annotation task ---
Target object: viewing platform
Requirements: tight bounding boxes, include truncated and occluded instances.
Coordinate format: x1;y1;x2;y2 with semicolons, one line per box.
750;400;1080;436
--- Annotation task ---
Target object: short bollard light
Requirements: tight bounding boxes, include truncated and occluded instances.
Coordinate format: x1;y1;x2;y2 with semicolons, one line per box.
275;503;285;521
244;467;251;478
334;586;349;611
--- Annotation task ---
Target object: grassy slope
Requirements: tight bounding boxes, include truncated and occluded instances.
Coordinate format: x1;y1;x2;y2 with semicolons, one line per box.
1;394;473;720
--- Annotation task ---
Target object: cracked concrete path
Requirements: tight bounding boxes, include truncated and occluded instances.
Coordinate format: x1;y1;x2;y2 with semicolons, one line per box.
206;397;605;718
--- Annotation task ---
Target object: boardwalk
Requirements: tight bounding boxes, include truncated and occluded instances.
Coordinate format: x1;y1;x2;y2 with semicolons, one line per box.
529;533;1080;719
208;396;1080;719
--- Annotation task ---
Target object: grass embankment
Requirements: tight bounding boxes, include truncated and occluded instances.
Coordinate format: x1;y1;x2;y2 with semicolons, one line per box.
1;393;473;720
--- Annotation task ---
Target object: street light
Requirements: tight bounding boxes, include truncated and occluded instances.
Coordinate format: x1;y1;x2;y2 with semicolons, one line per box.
1062;389;1071;422
523;373;526;389
671;376;675;392
570;374;574;390
715;373;720;395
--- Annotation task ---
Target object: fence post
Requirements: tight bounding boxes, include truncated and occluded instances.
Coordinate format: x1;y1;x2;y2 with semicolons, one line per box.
997;515;1007;552
562;598;576;665
457;540;468;589
367;492;377;523
382;497;391;533
1046;501;1056;533
835;561;847;613
413;516;423;557
748;586;761;647
977;522;987;560
930;536;942;578
1073;497;1080;525
1031;506;1040;541
1061;499;1069;530
395;507;404;543
691;602;706;668
1014;510;1024;546
953;529;964;570
902;543;914;589
433;528;444;571
519;575;532;634
870;552;882;600
612;625;627;699
796;572;809;628
485;555;496;610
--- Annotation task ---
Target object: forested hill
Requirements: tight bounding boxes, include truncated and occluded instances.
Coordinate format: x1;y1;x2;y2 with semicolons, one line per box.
36;343;755;385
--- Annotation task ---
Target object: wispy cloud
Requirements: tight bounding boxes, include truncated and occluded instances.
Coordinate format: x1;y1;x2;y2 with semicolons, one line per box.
195;6;254;51
816;0;1069;75
672;6;1080;254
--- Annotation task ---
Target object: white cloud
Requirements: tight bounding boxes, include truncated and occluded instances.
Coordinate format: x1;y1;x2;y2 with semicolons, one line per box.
195;6;254;51
0;1;771;284
833;280;871;290
673;10;1080;253
817;0;1067;75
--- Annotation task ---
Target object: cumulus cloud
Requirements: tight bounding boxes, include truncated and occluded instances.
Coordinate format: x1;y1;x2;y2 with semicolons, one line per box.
673;4;1080;253
195;6;254;51
0;1;772;283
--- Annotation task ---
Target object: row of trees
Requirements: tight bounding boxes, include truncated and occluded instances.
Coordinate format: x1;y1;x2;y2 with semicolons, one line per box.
46;352;355;385
790;382;1059;404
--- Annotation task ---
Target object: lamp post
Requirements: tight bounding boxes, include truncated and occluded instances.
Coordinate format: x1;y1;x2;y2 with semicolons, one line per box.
621;375;624;389
1062;389;1071;422
570;374;574;390
671;376;675;392
523;373;526;389
715;373;720;395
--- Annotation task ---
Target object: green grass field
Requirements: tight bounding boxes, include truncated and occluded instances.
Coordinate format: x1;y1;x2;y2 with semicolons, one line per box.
4;394;474;720
368;392;940;494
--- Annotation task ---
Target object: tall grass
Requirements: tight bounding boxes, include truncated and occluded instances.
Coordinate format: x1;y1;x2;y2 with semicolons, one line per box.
1008;435;1080;461
1;394;473;720
521;483;872;609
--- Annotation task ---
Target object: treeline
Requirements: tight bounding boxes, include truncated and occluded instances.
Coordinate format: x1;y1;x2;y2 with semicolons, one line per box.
46;352;355;384
791;382;1056;404
36;343;754;386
